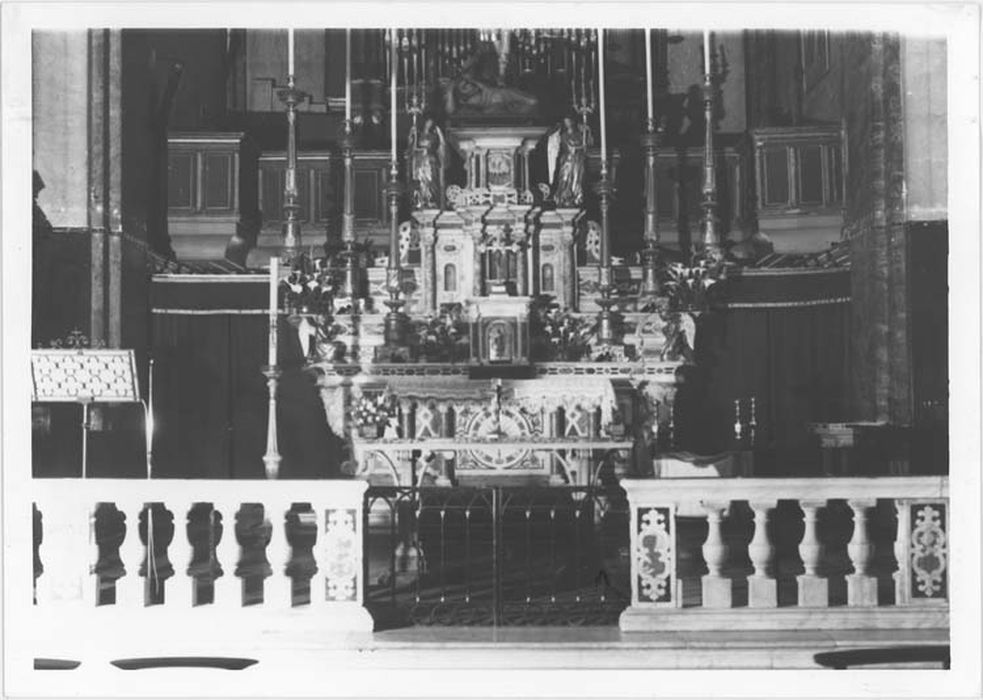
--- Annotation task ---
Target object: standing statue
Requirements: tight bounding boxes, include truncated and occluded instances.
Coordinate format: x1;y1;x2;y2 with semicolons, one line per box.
547;117;591;207
406;117;446;209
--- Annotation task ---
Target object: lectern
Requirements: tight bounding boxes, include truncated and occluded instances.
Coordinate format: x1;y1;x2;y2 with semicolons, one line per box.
31;349;142;477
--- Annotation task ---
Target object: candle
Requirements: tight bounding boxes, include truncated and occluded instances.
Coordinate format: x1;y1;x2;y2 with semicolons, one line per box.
268;256;279;366
288;29;295;77
703;29;711;76
645;28;654;123
390;28;398;163
598;28;607;165
345;28;352;122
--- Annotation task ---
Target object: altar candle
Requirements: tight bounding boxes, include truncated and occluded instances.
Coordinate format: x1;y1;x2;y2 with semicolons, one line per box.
703;29;711;76
345;28;352;121
268;256;279;366
645;28;654;123
598;28;607;165
288;29;295;77
390;28;398;163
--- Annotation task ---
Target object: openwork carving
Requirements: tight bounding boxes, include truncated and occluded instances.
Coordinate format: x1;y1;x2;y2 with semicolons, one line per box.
31;350;139;402
635;507;673;604
909;503;947;599
447;186;520;209
324;508;359;602
398;221;419;265
583;220;601;262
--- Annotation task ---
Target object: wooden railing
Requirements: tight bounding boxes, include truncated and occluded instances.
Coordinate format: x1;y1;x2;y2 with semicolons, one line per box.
28;479;371;665
619;477;949;632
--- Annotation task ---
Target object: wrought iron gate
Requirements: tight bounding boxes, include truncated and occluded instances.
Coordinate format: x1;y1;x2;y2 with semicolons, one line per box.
363;484;630;627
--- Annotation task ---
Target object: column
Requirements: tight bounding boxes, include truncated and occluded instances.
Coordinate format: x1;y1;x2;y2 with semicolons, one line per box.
399;399;413;438
846;499;878;606
746;500;777;608
700;503;731;608
796;500;828;607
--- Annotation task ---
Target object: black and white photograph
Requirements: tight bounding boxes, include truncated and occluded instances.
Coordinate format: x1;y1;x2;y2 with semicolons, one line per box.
2;2;980;697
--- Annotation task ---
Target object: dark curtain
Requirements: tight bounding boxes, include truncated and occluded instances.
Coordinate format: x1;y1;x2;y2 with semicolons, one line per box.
676;303;851;474
151;314;338;479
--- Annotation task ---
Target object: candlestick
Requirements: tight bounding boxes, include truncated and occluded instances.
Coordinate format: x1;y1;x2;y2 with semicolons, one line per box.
390;28;397;163
268;256;279;366
345;28;352;122
598;28;607;165
645;28;654;125
703;29;711;76
288;29;295;77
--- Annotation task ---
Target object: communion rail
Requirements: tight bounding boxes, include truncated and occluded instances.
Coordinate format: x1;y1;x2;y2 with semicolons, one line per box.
21;476;949;671
619;477;949;632
25;479;372;669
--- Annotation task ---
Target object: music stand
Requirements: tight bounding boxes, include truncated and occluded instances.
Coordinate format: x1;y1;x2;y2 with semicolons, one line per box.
31;349;141;478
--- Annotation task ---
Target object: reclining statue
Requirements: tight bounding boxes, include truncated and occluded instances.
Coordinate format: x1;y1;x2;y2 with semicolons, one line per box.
441;41;539;119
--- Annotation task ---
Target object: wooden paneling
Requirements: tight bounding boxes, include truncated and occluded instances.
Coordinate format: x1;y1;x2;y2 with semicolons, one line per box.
166;132;259;260
752;126;843;215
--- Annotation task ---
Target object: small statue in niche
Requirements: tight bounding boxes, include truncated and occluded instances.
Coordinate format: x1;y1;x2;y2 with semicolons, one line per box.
406;117;446;209
441;41;539;118
487;323;509;362
546;116;591;207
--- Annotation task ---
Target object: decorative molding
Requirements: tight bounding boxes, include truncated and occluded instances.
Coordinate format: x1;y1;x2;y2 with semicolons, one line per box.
721;297;851;310
909;502;947;600
323;508;359;602
635;506;674;605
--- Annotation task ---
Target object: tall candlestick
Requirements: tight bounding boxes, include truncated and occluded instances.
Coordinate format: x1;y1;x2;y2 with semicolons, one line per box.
645;28;654;124
703;29;711;75
390;28;397;163
598;28;607;165
288;29;295;77
268;256;279;366
345;28;352;121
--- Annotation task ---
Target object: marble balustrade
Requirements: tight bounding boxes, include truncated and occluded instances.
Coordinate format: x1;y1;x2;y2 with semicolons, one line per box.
619;476;949;632
27;479;373;664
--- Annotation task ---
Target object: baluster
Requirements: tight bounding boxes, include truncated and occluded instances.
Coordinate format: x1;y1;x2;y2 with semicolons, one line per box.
265;499;293;608
33;502;49;604
168;498;195;608
81;499;99;607
306;505;325;606
213;499;242;608
746;500;777;608
892;499;911;605
796;500;828;607
116;499;146;608
846;499;877;606
700;502;731;608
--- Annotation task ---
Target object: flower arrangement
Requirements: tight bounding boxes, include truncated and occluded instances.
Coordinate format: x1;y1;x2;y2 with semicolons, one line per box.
658;253;726;314
416;303;468;362
279;256;337;316
530;295;596;361
639;252;727;362
349;391;394;432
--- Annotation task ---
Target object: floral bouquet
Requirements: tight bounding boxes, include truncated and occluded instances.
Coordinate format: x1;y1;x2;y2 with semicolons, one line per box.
279;256;337;316
530;295;596;361
349;391;394;434
659;253;727;314
646;252;727;362
417;303;468;362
